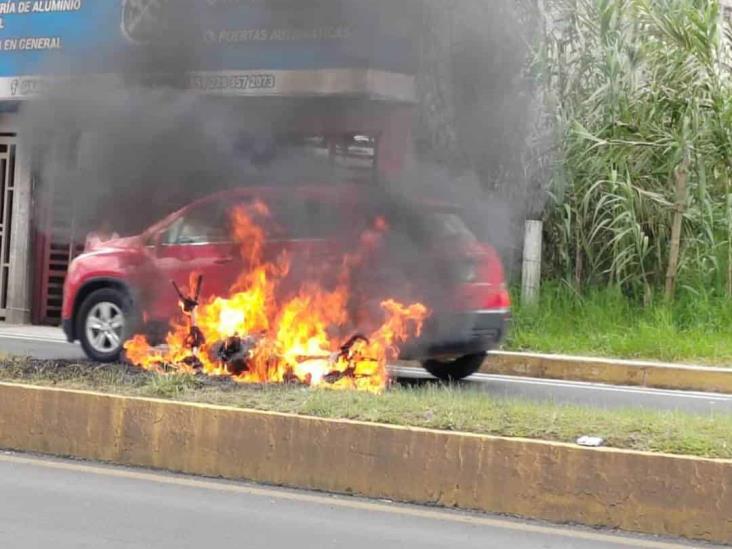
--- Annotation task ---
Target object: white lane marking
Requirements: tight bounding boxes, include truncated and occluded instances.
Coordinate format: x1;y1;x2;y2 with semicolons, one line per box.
0;334;72;344
390;366;732;403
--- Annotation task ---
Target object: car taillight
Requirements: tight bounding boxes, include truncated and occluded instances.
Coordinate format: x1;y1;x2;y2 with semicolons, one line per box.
483;283;511;310
473;242;510;311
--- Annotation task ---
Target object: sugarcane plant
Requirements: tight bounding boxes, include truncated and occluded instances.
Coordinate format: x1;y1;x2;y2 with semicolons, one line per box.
540;0;732;302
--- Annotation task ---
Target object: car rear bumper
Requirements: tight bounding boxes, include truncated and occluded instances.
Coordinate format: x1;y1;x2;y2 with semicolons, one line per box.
399;309;509;360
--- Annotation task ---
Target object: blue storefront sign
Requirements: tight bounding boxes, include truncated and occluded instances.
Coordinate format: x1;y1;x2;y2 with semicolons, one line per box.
0;0;417;100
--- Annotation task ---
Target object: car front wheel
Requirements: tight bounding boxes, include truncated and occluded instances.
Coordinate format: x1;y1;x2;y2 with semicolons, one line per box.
77;288;131;362
421;353;486;381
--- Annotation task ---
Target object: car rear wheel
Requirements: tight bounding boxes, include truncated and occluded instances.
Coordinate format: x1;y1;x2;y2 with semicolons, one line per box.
421;353;486;381
77;288;131;362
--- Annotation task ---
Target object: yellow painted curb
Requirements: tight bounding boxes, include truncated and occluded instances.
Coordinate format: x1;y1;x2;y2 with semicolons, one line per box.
0;382;730;544
485;351;732;393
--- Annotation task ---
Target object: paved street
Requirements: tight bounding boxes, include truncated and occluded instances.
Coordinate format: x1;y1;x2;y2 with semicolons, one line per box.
1;328;731;415
0;453;706;549
0;337;85;361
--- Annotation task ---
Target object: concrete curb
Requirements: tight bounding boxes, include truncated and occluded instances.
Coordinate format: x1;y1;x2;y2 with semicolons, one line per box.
485;351;732;394
0;382;730;544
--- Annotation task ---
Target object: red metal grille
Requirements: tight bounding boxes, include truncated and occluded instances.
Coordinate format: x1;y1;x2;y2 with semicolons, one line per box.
33;174;84;325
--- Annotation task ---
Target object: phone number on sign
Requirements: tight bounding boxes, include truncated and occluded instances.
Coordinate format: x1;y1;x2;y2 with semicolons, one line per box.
190;74;276;91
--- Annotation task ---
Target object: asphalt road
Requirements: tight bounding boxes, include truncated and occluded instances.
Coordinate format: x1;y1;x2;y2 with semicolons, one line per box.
0;452;706;549
0;337;85;361
2;334;731;415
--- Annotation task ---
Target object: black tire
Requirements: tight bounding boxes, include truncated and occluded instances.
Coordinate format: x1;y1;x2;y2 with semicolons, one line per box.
421;353;486;381
76;288;133;363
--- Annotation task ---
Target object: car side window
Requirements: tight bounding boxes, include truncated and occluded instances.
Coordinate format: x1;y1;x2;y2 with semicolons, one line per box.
270;198;341;239
162;202;229;245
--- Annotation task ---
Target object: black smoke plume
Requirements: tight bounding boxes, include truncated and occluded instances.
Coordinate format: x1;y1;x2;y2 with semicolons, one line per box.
22;0;544;352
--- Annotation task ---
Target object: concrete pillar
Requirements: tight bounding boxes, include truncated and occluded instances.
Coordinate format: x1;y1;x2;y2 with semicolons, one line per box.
521;220;543;306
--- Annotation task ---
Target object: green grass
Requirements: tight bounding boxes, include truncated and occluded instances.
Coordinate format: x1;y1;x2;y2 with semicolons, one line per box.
506;284;732;366
1;357;731;459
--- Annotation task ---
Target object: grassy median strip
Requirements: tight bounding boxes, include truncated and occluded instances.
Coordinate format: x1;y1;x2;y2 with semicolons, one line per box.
1;357;731;459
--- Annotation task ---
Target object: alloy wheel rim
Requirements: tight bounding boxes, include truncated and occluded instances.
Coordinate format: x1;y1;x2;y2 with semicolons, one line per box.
85;302;124;353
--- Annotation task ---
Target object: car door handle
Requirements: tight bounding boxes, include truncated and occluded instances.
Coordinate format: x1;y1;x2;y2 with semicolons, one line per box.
214;257;235;264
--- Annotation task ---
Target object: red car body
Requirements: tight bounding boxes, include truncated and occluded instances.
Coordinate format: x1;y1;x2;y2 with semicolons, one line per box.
62;185;510;378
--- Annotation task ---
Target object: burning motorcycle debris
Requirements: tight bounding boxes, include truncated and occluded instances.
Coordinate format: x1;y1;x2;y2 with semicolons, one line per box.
171;275;206;370
124;203;428;393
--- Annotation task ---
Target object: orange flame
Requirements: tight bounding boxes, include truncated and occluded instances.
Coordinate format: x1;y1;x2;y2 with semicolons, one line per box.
124;203;429;392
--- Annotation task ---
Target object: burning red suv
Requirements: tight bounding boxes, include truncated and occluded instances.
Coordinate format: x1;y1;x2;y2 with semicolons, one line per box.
62;185;510;381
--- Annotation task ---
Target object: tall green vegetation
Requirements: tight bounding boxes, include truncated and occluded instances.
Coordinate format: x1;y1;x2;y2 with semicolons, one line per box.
541;0;732;302
507;283;732;363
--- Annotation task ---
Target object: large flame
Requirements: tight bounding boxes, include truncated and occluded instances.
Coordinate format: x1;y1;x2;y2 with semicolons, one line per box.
124;202;428;392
